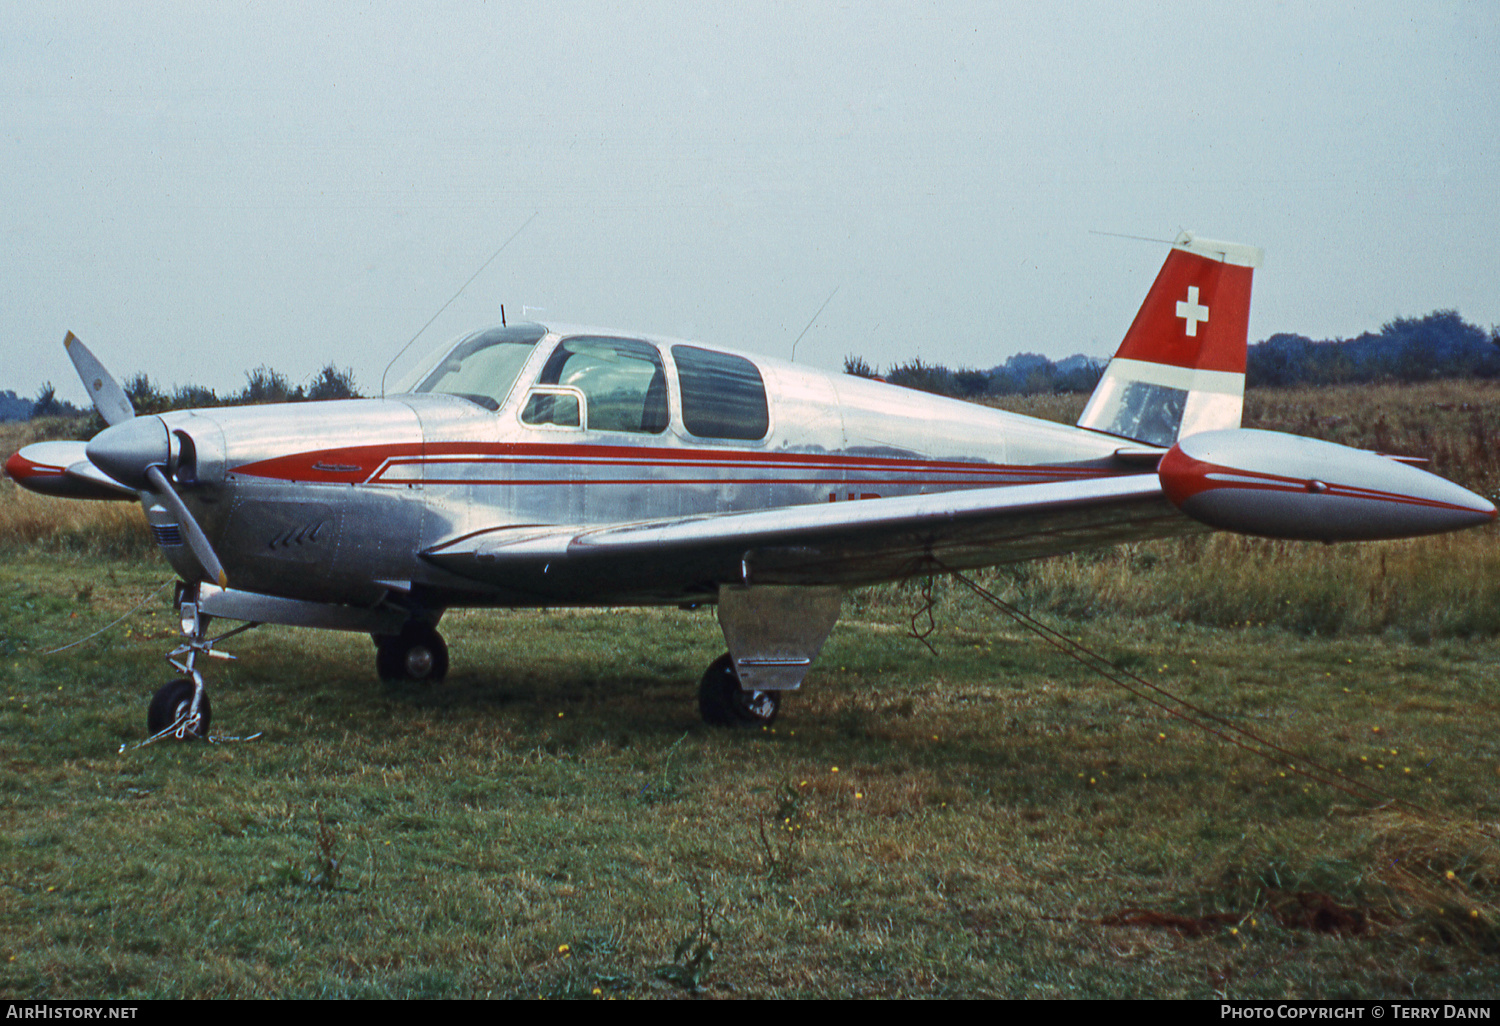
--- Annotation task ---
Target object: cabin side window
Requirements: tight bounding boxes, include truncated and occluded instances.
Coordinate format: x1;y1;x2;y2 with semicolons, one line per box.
672;345;769;441
534;337;669;434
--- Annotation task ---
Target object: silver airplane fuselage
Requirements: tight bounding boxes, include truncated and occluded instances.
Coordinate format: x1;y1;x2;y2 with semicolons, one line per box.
150;324;1132;610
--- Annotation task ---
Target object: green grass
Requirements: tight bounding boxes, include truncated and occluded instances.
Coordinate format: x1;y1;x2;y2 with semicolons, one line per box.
6;382;1500;997
4;555;1500;998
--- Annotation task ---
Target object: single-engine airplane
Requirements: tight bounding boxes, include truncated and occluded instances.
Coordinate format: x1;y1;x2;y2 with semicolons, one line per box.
7;233;1495;740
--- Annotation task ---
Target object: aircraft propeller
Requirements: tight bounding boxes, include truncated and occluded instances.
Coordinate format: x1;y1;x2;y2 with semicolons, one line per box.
64;332;135;427
66;334;229;588
143;462;229;589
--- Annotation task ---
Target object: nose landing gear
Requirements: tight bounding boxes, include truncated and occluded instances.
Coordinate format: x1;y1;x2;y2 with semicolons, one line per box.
136;582;256;744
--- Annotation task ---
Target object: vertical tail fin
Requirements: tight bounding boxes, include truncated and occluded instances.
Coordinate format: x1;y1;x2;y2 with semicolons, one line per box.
1077;232;1262;447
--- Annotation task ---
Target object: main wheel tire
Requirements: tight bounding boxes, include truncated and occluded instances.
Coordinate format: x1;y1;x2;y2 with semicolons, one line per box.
147;678;212;739
376;623;449;684
698;652;780;727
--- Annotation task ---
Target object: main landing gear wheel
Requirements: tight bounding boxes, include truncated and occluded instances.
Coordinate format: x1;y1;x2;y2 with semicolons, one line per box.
147;678;212;740
376;623;449;684
698;652;780;727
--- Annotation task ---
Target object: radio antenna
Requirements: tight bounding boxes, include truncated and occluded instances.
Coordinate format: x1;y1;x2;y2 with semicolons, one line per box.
790;285;840;363
380;210;539;397
1088;229;1175;245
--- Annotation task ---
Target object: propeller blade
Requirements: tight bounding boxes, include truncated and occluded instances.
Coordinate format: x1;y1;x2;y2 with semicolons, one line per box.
144;465;228;588
64;332;135;426
65;459;138;499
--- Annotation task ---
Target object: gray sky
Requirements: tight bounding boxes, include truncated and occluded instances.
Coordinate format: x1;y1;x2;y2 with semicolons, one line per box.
3;1;1496;405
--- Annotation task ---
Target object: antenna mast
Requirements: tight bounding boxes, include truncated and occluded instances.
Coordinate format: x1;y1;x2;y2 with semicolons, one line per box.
380;211;538;396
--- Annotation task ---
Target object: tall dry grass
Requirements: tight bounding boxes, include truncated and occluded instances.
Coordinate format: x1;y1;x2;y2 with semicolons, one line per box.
0;479;152;558
0;415;90;446
0;417;153;558
1003;530;1500;639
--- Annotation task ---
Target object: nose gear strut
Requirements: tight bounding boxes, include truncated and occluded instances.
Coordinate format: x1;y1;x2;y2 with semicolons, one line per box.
131;582;261;746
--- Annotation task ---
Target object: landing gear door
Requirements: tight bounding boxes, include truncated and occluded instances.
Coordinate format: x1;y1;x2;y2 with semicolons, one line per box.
717;585;843;691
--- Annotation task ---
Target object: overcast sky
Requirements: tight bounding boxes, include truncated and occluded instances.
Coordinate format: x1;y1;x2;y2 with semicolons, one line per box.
3;1;1496;404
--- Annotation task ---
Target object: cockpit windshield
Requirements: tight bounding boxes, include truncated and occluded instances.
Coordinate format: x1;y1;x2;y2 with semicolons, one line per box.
393;323;548;410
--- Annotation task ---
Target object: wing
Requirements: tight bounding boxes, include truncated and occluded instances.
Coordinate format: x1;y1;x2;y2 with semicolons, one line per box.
4;440;137;500
421;473;1202;604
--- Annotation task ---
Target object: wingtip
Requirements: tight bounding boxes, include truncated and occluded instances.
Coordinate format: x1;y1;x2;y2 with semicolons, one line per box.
217;571;229;589
64;332;77;349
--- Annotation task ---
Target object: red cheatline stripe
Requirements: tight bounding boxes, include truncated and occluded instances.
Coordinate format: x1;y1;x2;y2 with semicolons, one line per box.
374;476;1088;488
384;461;1102;481
402;454;1094;474
233;440;1118;486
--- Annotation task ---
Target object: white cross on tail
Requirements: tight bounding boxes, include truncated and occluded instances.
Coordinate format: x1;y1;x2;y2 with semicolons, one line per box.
1176;286;1209;336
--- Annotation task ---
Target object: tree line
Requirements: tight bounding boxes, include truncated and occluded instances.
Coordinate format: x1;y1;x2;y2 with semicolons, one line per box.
9;364;361;427
844;310;1500;399
6;310;1498;421
1246;311;1500;387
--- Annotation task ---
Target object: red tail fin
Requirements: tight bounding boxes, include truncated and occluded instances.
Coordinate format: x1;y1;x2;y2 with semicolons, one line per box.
1078;233;1262;447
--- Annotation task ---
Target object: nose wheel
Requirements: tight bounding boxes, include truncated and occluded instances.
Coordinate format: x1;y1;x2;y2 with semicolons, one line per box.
376;623;449;683
147;678;213;739
139;584;250;744
698;652;781;726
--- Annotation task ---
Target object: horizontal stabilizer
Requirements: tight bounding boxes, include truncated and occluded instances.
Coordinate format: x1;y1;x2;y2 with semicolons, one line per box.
1160;429;1495;541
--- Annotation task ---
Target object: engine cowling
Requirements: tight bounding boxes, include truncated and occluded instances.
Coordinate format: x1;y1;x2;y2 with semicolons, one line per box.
1158;428;1495;542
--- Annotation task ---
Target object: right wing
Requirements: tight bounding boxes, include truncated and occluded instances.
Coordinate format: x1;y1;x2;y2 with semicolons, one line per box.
4;440;138;501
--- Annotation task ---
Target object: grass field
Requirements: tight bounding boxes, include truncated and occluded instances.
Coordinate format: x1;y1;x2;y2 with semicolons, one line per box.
3;383;1500;998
